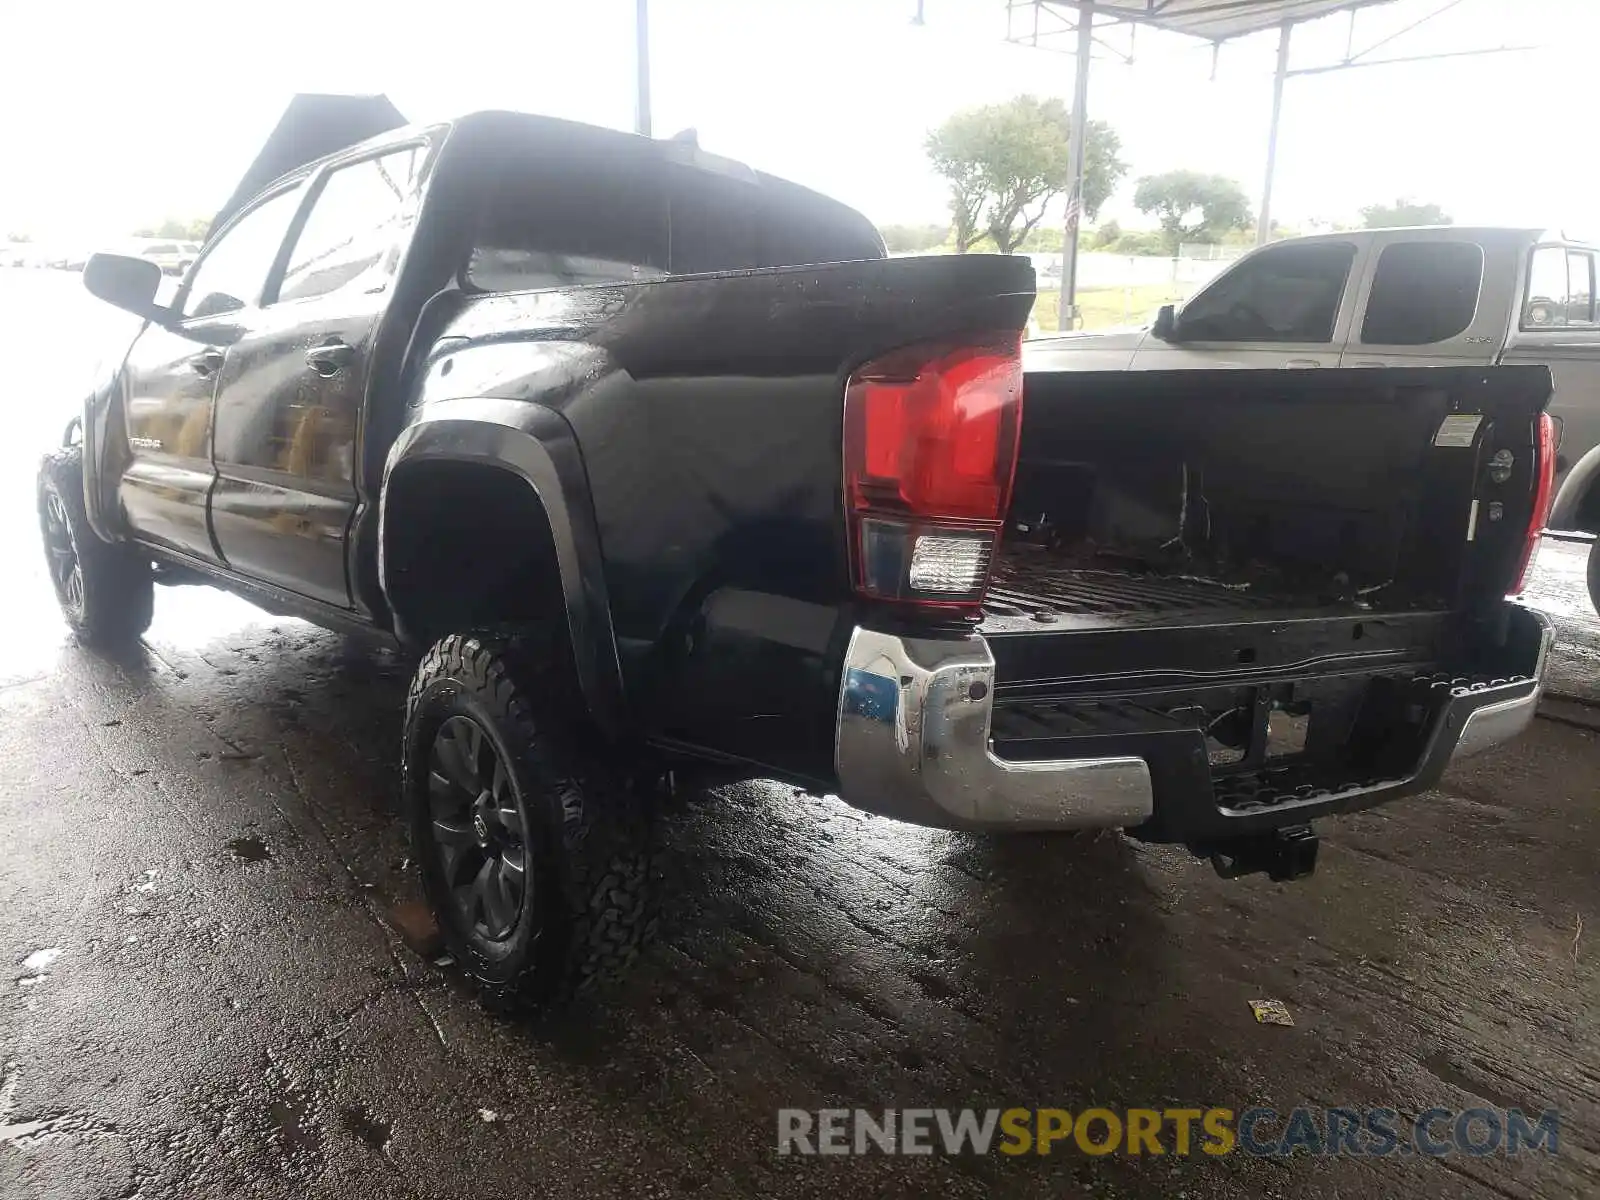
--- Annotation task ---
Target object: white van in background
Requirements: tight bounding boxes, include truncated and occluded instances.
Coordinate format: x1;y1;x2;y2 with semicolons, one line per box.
1027;226;1600;610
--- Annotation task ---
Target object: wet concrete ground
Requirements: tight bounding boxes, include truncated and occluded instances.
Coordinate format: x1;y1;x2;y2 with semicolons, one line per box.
1;270;1597;1198
1522;537;1600;707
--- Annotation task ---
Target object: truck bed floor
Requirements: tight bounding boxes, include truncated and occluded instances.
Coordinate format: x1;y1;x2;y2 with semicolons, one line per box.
981;547;1318;632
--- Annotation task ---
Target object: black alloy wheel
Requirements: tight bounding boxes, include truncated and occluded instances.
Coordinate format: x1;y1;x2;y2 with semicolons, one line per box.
426;715;531;945
36;445;154;645
403;632;659;1009
40;488;85;622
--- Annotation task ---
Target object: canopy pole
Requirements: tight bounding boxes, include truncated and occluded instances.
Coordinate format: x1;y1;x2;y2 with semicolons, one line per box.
1256;20;1292;247
635;0;652;137
1058;0;1094;331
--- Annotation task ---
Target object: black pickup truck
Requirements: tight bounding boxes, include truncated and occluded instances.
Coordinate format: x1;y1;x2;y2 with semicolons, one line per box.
42;96;1555;1008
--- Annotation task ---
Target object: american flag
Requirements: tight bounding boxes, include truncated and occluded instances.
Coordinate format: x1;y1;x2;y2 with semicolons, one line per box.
1063;183;1083;236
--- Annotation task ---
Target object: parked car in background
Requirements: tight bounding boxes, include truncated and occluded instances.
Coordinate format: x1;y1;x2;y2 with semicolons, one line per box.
41;247;90;270
1028;226;1600;613
133;239;201;276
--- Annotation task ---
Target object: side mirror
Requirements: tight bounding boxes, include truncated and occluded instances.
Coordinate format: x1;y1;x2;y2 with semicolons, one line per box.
1151;303;1179;342
82;253;171;325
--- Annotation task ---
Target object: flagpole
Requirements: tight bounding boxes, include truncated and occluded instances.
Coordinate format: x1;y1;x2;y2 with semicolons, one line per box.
1058;1;1094;331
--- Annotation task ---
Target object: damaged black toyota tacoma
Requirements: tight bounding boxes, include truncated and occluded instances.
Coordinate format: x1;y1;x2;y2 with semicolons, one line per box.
41;95;1556;1007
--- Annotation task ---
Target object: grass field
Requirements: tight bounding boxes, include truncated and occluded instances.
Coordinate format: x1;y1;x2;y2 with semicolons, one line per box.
1029;283;1183;335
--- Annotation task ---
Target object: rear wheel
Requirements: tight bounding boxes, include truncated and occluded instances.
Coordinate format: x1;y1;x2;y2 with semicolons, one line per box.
402;631;658;1010
37;445;154;645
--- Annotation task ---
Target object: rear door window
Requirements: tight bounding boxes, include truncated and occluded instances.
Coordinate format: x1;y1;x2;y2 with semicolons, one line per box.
1524;246;1600;329
1178;242;1356;343
1360;241;1484;345
275;146;424;304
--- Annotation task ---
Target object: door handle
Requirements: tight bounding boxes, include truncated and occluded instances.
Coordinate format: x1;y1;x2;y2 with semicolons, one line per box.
305;340;356;377
1283;358;1323;368
1349;360;1388;367
190;348;225;377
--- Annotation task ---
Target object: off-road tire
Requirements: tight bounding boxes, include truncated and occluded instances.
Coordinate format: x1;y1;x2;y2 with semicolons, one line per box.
1588;539;1600;617
37;445;154;646
402;631;658;1010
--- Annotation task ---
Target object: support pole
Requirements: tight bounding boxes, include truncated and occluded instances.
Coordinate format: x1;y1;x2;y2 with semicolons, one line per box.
1256;20;1291;247
635;0;652;137
1058;1;1094;331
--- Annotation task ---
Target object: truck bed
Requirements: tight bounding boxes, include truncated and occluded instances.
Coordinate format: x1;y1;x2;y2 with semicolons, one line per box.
979;534;1460;705
980;546;1349;633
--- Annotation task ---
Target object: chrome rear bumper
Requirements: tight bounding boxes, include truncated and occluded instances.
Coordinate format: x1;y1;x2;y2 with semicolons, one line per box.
1454;672;1547;757
833;609;1551;835
834;628;1153;831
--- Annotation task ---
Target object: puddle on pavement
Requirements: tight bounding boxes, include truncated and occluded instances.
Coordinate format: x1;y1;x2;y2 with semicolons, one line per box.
226;836;272;863
268;1093;318;1155
337;1104;391;1152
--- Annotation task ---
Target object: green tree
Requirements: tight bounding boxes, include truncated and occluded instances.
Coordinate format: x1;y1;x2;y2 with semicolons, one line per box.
1360;198;1452;229
132;216;210;241
1109;230;1169;256
1016;226;1064;252
878;222;949;253
1086;220;1122;251
947;180;985;253
1132;171;1252;257
926;95;1126;255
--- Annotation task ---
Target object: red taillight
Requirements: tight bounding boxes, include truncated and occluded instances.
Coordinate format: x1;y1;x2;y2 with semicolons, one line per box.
1510;411;1557;595
844;333;1023;614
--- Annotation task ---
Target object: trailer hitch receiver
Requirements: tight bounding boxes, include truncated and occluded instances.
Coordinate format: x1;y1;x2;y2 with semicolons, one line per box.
1205;825;1319;882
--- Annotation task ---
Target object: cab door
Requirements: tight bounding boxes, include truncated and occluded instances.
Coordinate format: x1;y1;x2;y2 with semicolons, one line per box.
118;186;305;560
1338;233;1501;369
1133;239;1363;370
208;144;426;608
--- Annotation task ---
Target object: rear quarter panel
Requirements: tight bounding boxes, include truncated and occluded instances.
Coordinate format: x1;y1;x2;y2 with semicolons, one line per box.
426;253;1035;782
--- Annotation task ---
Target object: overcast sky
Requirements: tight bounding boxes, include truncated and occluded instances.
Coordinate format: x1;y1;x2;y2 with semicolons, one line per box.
4;0;1595;243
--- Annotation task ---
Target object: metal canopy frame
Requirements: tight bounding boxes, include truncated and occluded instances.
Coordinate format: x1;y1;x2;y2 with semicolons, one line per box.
1005;0;1534;329
635;0;653;136
1023;0;1400;41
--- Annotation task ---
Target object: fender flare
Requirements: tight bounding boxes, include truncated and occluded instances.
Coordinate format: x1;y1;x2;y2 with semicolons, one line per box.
380;397;625;736
1550;441;1600;533
80;359;138;545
